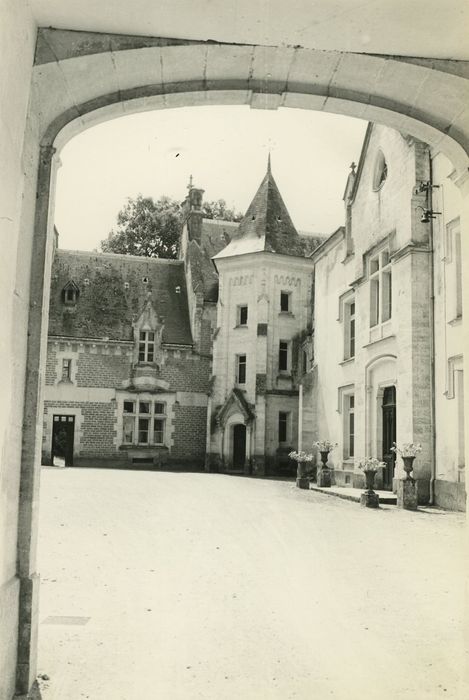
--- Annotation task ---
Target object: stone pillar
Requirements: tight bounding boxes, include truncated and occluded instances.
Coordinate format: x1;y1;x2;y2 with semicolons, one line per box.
15;143;60;695
397;478;419;510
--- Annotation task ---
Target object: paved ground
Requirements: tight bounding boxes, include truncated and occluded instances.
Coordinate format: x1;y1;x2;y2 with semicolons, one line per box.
37;468;468;700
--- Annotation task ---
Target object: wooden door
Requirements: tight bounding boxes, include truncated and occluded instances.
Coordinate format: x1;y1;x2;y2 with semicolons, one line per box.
52;415;75;466
232;424;246;470
382;387;396;490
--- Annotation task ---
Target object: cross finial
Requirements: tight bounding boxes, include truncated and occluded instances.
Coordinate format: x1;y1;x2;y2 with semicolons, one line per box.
267;152;272;174
187;174;193;190
350;162;356;174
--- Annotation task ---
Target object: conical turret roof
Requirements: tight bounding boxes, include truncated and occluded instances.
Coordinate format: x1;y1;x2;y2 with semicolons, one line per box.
213;158;307;259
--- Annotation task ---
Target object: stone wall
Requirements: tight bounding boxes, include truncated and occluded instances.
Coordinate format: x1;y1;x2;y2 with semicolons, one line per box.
0;3;37;698
42;340;210;468
309;125;435;500
170;405;207;466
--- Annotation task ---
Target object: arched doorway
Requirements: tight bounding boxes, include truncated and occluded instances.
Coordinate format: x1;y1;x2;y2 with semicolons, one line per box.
232;424;247;471
10;33;469;696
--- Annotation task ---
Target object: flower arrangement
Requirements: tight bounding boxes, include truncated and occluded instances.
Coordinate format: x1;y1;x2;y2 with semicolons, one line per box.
314;440;337;452
358;457;386;472
391;442;422;458
289;450;313;462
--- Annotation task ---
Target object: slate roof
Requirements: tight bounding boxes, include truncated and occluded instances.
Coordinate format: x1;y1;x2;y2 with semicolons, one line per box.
48;250;193;345
186;219;239;302
213;160;312;260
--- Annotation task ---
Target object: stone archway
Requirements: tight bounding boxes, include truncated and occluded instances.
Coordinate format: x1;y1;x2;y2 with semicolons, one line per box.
14;30;469;695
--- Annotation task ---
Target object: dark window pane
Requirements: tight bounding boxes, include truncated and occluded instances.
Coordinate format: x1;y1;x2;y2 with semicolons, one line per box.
239;306;248;325
138;417;149;443
279;341;288;371
238;355;246;384
154;402;165;414
123;401;135;414
280;292;290;312
148;332;155;341
153;419;164;444
139;401;150;414
139;331;145;340
278;412;288;442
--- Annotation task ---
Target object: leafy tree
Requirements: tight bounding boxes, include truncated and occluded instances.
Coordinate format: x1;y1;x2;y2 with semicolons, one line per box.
101;195;243;259
101;195;181;259
202;199;243;222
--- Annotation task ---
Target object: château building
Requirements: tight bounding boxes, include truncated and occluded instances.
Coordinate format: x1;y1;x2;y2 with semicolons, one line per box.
42;123;465;510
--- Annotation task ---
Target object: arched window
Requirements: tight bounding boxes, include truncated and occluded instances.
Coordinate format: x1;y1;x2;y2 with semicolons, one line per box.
372;150;388;191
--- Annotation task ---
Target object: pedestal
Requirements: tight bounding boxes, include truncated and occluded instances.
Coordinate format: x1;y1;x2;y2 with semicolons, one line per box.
296;477;310;489
317;468;331;487
397;478;419;510
360;491;380;508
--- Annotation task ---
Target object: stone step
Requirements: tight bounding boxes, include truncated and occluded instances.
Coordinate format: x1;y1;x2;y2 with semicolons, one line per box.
309;484;397;505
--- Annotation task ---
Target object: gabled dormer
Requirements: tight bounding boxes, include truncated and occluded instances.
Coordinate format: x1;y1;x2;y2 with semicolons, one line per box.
132;295;164;369
62;280;80;306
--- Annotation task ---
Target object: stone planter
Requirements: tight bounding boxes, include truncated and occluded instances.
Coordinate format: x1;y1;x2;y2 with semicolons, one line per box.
296;461;310;489
317;450;331;487
360;469;380;508
402;455;415;480
397;455;418;510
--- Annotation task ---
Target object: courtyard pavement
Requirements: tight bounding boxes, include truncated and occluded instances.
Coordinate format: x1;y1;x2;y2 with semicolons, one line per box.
37;468;468;700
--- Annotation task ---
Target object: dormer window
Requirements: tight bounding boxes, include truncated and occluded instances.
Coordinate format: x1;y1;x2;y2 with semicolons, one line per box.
62;281;79;306
139;331;155;362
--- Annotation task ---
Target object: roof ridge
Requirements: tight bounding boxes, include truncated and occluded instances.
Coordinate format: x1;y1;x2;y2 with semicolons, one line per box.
56;249;184;264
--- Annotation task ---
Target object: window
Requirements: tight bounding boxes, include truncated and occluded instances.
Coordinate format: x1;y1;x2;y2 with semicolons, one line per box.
139;331;155;362
280;291;290;312
372;150;388;191
237;305;248;326
278;412;289;443
62;282;79;306
446;219;463;321
344;394;355;459
236;355;246;384
370;250;392;327
61;358;72;381
302;349;308;375
343;299;355;359
279;340;289;372
122;400;167;446
455;231;463;318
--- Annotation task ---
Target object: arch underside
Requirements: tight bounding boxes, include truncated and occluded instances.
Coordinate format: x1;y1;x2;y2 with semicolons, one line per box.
32;31;469;171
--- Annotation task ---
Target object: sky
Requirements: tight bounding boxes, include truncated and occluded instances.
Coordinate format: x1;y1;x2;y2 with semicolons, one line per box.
54;106;368;251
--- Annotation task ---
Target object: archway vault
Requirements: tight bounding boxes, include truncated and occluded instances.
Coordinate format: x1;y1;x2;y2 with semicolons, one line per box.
34;28;469;173
14;26;469;696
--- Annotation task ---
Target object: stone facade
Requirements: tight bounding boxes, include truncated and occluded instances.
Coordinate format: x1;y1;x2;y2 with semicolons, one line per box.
43;248;212;470
304;124;465;510
42;128;465;508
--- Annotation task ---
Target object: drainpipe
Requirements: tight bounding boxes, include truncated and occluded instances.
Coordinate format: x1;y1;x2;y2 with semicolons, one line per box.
298;382;303;451
428;157;437;505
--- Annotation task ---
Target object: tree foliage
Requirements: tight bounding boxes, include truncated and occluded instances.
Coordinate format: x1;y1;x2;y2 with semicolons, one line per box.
202;199;243;222
101;195;243;259
101;195;181;259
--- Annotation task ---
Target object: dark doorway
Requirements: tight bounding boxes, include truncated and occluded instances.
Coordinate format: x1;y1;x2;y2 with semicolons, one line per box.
52;415;75;466
382;387;396;490
232;424;246;471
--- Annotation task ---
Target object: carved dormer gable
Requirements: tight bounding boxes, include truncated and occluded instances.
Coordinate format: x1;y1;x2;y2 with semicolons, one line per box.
216;389;255;428
132;294;165;368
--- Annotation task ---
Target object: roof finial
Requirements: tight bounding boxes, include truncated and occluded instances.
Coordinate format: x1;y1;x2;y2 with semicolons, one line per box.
267;151;272;175
350;162;356;174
